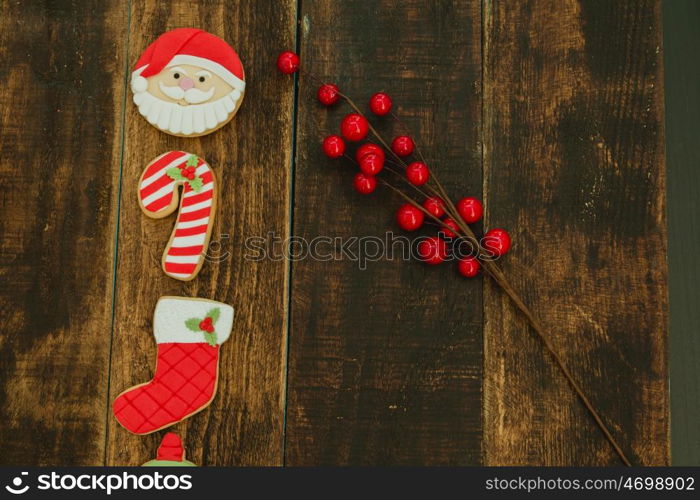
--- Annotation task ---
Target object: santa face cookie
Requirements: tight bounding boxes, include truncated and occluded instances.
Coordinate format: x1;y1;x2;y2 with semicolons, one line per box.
131;28;245;137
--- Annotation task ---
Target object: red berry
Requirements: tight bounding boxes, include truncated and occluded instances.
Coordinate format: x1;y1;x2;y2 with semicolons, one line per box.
355;143;385;163
369;92;392;115
396;203;424;231
456;197;483;224
457;257;480;277
406;161;430;186
317;83;340;106
483;228;511;257
322;135;346;158
187;173;195;180
341;113;369;141
440;217;460;238
359;153;384;176
391;136;414;157
199;319;209;330
353;172;377;194
417;236;447;265
422;197;445;218
276;51;300;74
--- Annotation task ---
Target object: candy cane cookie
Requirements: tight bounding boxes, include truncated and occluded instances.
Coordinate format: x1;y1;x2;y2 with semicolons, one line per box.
138;151;216;280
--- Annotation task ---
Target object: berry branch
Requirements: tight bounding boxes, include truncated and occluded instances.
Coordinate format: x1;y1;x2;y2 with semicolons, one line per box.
277;51;633;466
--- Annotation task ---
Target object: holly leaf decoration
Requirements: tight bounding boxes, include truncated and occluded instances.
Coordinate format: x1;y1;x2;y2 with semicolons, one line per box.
185;318;201;332
188;176;203;192
203;331;217;346
166;167;185;182
206;308;221;325
186;155;199;167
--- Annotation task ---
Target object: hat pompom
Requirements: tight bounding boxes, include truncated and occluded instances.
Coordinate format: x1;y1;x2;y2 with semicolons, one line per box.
131;75;148;94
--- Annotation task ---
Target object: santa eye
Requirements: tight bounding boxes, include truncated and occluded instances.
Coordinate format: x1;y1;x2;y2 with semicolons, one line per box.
173;73;180;79
198;76;206;83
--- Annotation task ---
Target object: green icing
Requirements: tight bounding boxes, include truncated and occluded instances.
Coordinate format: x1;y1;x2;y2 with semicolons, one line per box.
184;318;201;332
206;307;220;324
142;459;197;467
204;331;217;346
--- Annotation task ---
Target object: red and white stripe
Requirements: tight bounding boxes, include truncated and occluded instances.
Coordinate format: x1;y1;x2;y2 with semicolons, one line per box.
139;151;216;281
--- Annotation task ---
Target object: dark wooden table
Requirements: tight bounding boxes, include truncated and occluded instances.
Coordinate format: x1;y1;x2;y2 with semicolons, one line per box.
0;0;668;466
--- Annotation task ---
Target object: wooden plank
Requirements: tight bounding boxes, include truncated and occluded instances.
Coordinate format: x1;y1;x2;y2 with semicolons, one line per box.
286;0;483;465
663;0;700;466
106;0;296;465
0;0;128;464
482;0;668;465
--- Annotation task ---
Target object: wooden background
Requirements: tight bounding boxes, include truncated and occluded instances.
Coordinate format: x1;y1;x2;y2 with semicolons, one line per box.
0;0;669;465
665;0;700;466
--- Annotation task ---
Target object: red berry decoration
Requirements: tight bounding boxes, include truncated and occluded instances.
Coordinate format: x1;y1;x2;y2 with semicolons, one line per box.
457;257;480;278
199;317;214;332
406;161;430;186
422;197;445;218
353;172;377;195
391;135;414;157
440;217;460;238
341;113;369;141
483;228;511;257
359;153;384;176
355;143;385;163
396;203;424;231
317;83;340;106
456;197;483;224
369;92;392;115
417;236;447;265
276;51;300;74
322;135;346;158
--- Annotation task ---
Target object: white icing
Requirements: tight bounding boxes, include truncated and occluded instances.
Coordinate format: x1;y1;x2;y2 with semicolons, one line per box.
192;106;205;134
213;100;228;123
222;95;235;113
170;105;183;134
205;104;217;130
147;100;161;124
131;88;241;136
154;297;234;345
157;104;172;131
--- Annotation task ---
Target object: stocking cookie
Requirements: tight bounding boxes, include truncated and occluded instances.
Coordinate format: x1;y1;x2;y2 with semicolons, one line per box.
142;433;196;466
113;297;234;435
139;151;216;281
131;28;245;137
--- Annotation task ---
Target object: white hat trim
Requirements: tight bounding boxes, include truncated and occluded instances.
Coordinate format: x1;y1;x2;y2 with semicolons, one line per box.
130;55;245;92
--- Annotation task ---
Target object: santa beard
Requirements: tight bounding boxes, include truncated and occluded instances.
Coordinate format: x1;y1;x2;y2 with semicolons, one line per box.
132;87;242;135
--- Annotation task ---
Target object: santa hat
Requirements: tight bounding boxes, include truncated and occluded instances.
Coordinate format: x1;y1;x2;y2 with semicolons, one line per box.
157;433;185;462
131;28;245;93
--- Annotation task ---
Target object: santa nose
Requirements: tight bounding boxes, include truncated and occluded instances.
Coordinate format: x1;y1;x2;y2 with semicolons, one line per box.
178;77;194;90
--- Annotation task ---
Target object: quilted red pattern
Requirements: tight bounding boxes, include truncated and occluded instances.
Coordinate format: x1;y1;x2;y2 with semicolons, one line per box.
113;343;220;434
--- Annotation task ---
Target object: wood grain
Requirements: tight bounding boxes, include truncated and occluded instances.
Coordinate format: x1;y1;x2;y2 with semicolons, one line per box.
482;0;668;465
0;0;128;464
105;0;296;465
286;0;484;465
